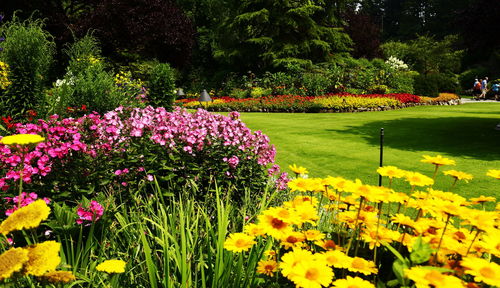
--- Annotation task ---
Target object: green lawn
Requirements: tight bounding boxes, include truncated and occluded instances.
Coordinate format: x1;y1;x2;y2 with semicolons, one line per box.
236;103;500;200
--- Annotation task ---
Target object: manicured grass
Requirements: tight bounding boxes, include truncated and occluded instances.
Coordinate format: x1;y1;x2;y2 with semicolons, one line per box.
236;103;500;201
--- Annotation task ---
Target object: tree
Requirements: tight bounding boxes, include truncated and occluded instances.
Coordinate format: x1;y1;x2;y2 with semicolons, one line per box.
213;0;352;72
74;0;195;67
343;10;382;59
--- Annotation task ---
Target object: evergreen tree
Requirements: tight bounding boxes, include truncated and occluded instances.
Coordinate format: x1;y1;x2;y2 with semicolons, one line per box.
213;0;352;72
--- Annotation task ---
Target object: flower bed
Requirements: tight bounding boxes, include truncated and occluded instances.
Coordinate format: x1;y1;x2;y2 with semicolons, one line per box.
175;93;459;113
0;106;288;202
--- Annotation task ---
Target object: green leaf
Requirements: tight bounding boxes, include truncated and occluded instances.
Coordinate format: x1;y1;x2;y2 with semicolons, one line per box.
410;236;434;264
392;259;409;286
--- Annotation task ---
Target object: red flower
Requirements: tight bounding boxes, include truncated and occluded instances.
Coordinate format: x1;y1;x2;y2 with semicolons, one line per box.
81;104;87;111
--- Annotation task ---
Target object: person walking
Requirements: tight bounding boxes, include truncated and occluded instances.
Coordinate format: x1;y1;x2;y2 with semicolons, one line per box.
473;79;481;99
492;82;500;101
480;77;488;99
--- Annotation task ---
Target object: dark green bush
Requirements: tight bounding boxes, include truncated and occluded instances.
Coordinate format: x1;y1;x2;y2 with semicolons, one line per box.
414;73;459;97
0;17;55;117
148;62;176;109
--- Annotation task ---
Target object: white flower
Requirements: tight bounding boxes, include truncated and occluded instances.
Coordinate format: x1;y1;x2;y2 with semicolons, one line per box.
386;56;409;71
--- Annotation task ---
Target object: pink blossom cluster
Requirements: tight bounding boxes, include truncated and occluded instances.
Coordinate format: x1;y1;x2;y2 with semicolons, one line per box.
76;200;104;224
0;106;289;194
3;192;51;216
0;116;88;191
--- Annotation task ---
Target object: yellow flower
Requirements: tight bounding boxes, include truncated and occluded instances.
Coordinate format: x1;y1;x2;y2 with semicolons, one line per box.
360;226;400;249
243;223;266;237
256;259;278;276
377;166;406;179
303;229;325;241
469;195;496;204
287;257;333;288
0;247;29;281
96;259;126;274
280;248;315;278
486;169;500;179
391;213;416;228
421;155;456;166
332;276;375;288
223;233;256;252
294;202;319;226
266;207;300;225
289;164;308;175
0;200;51;235
280;231;306;249
460;209;497;232
405;266;465;288
258;209;293;239
320;250;350;269
40;271;76;283
461;256;500;287
480;229;500;257
284;196;319;208
346;257;378;275
405;172;434;187
288;178;317;192
443;170;473;183
24;241;61;276
0;134;45;146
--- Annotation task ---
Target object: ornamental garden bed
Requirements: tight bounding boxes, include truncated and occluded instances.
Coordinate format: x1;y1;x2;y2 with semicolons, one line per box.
176;93;461;113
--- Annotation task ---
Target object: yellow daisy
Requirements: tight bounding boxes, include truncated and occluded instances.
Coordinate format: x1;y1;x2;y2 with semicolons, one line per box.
461;256;500;287
257;210;293;239
421;155;456;166
280;248;315;278
243;223;266;237
256;259;278;276
289;164;308;175
288;257;333;288
223;233;256;253
346;257;378;275
332;276;375;288
405;172;434;187
443;170;473;183
405;266;464;288
280;231;306;249
469;195;496;204
320;250;351;269
486;169;500;179
377;166;406;179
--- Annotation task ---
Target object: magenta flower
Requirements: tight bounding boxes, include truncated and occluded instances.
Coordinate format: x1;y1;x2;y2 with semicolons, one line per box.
4;192;50;216
76;200;104;224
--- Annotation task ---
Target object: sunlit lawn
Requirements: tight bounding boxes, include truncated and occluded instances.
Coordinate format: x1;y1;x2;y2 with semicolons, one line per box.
235;103;500;201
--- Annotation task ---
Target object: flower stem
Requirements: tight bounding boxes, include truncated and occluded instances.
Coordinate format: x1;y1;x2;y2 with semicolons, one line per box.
433;213;451;263
465;228;481;256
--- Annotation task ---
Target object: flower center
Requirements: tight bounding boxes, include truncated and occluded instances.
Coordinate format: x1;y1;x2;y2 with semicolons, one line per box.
480;267;495;279
235;239;246;247
271;218;286;229
286;236;298;243
351;258;365;269
305;268;319;280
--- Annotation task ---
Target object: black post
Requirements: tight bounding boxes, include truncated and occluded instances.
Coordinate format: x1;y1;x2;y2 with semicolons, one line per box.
378;128;384;186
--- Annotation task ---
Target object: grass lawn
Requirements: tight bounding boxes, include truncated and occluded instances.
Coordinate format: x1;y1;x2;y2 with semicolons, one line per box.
236;103;500;202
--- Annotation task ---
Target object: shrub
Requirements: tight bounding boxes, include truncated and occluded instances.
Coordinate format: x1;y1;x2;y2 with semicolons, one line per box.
414;74;440;97
148;62;176;110
367;84;388;94
300;72;332;96
249;87;272;98
0;17;55;118
230;88;250;99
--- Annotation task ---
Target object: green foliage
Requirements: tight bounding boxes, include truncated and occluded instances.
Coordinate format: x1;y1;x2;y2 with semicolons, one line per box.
249;87;272;98
148;63;176;110
459;67;489;91
214;0;352;72
381;35;463;75
63;34;103;76
367;84;388;94
414;73;460;97
0;16;55;118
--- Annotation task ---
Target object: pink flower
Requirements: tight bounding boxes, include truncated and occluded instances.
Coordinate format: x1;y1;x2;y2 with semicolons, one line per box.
76;200;104;224
147;174;154;181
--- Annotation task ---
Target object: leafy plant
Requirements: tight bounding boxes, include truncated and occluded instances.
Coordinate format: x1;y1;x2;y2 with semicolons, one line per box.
148;62;176;110
0;16;55;118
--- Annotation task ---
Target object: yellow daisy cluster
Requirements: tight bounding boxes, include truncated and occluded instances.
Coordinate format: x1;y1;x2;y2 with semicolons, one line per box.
0;134;45;146
76;56;101;65
224;156;499;288
0;61;12;90
0;201;75;284
96;259;126;274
